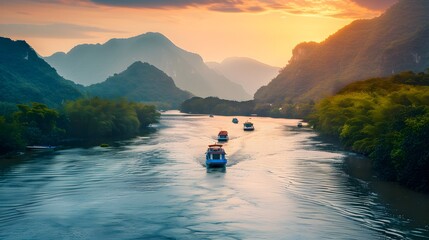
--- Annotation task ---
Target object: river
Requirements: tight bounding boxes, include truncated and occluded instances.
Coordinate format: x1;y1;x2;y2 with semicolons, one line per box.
1;112;428;239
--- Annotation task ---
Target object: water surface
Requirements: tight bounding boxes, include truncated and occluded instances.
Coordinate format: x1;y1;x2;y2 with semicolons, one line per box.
1;113;428;239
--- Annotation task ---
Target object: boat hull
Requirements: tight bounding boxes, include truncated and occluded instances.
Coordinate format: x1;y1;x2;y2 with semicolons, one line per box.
243;127;254;131
206;159;227;168
217;136;229;141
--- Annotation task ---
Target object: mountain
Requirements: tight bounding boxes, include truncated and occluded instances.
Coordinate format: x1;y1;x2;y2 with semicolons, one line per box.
206;57;280;95
86;61;192;108
45;32;251;101
255;0;429;103
0;37;82;107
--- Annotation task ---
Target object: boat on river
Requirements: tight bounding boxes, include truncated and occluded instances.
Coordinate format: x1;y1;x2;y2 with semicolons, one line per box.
232;118;239;124
205;144;227;168
243;121;254;131
218;131;229;142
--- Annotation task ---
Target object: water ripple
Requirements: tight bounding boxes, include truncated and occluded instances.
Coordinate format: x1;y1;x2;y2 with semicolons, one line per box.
0;114;428;239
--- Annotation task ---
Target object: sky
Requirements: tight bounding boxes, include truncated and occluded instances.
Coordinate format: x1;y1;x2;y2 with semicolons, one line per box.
0;0;398;67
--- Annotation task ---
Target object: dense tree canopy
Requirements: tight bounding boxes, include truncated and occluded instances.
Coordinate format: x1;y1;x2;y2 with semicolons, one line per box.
180;97;313;119
310;71;429;192
181;97;255;116
63;98;160;139
0;98;160;154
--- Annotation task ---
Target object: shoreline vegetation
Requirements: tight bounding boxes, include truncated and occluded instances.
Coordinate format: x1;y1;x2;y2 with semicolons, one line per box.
310;71;429;193
180;97;314;119
0;97;160;155
180;70;429;193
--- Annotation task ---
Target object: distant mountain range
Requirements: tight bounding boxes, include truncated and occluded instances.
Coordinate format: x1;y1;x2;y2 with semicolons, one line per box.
0;37;82;107
45;32;251;101
206;57;279;96
87;61;192;108
255;0;429;103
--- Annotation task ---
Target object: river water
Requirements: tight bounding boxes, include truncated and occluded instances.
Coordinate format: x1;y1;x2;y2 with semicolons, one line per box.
1;112;428;239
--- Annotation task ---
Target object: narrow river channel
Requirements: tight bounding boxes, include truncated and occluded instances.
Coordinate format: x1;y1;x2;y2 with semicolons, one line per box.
1;112;428;239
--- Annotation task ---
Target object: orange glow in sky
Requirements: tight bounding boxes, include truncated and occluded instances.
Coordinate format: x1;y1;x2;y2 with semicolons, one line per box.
0;0;397;66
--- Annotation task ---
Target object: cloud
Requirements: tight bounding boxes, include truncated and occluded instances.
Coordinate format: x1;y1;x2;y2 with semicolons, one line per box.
0;23;122;39
1;0;399;18
87;0;395;18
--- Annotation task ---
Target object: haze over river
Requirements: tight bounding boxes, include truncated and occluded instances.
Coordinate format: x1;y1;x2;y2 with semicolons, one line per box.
1;112;428;239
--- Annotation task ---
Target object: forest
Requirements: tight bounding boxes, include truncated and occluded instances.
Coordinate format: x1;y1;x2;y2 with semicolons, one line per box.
0;98;160;154
309;71;429;192
180;97;314;119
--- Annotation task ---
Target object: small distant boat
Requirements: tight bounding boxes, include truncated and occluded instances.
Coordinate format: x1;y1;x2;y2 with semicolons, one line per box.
232;118;239;124
218;131;229;141
297;122;303;128
26;145;56;151
206;144;227;168
243;121;254;131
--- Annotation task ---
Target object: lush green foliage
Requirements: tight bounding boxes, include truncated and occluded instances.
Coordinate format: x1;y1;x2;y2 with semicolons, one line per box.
15;102;64;145
0;102;62;154
0;116;25;154
0;98;160;154
63;98;160;139
181;97;255;116
181;97;313;119
310;71;429;192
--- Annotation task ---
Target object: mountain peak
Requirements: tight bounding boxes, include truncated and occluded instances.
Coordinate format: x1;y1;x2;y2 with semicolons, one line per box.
134;32;169;40
105;32;173;46
0;37;37;62
380;0;429;22
87;61;192;108
254;0;429;103
127;61;149;69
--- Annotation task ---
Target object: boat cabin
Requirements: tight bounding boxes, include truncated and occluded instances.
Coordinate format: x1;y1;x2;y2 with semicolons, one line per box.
205;144;228;168
218;131;229;141
243;121;254;131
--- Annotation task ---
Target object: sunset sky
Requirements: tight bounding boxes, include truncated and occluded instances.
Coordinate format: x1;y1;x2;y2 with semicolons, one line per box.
0;0;397;66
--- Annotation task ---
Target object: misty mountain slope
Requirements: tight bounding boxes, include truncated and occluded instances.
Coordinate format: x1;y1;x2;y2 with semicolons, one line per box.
206;57;280;95
45;32;250;101
0;37;82;107
86;61;192;108
255;0;429;103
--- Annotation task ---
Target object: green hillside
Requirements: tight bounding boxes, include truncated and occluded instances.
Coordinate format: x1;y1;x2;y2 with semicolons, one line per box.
0;37;82;107
87;61;192;108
